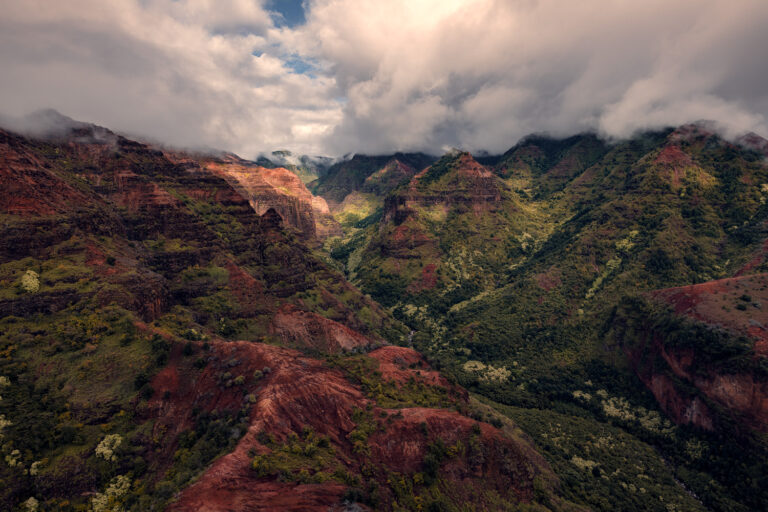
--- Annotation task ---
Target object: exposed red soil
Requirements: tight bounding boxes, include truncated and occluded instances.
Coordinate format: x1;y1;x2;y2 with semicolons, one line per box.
383;222;439;261
205;160;340;240
407;263;438;292
455;153;494;179
535;268;562;291
629;333;768;433
84;243;107;266
652;145;696;189
735;238;768;277
113;171;178;210
226;261;267;316
652;274;768;340
654;144;694;167
646;370;715;431
368;346;450;389
0;130;93;216
172;481;349;512
181;186;248;205
270;304;377;354
632;274;768;432
146;339;558;511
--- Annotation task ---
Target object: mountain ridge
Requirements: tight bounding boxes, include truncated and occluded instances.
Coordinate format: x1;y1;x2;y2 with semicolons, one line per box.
0;117;584;511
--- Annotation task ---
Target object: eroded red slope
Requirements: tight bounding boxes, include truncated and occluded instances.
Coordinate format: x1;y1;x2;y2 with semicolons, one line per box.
144;340;568;511
625;274;768;433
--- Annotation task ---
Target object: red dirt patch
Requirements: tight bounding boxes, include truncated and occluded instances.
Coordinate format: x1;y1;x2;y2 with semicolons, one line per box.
654;144;694;167
408;263;438;292
368;346;451;389
226;261;266;316
652;274;768;342
84;243;107;266
150;340;558;511
270;304;377;354
456;153;493;178
735;238;768;276
535;268;562;291
653;145;695;189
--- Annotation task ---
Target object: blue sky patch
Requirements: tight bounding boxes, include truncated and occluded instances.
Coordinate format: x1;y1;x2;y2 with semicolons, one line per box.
268;0;306;28
283;54;316;76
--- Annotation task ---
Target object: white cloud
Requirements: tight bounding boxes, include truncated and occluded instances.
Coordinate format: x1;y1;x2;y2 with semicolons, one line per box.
0;0;766;157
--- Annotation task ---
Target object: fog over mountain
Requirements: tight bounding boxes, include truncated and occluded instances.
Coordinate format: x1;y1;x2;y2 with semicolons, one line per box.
1;0;767;157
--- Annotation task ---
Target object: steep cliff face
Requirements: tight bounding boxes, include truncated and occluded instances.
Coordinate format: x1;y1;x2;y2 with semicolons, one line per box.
202;156;341;241
613;274;768;434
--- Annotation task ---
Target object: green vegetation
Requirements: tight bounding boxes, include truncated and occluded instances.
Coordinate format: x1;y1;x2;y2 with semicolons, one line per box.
312;153;435;203
329;354;457;409
0;130;408;510
321;129;768;511
4;121;768;511
251;426;342;483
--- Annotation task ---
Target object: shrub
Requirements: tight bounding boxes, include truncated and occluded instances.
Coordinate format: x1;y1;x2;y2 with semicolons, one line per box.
95;434;123;462
20;270;40;293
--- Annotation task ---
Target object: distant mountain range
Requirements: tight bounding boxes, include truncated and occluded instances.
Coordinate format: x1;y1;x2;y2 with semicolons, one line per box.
1;111;767;511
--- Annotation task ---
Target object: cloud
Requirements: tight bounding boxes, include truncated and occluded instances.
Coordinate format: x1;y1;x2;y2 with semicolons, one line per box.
295;0;768;154
0;0;340;155
0;0;766;157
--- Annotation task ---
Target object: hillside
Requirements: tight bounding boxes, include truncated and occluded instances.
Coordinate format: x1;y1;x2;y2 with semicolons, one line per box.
316;125;768;511
344;152;548;316
0;122;587;511
312;153;436;206
4;114;768;511
612;274;768;434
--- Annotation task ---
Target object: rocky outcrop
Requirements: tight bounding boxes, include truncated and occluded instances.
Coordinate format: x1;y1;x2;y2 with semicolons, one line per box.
616;275;768;434
368;345;452;388
204;158;341;241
